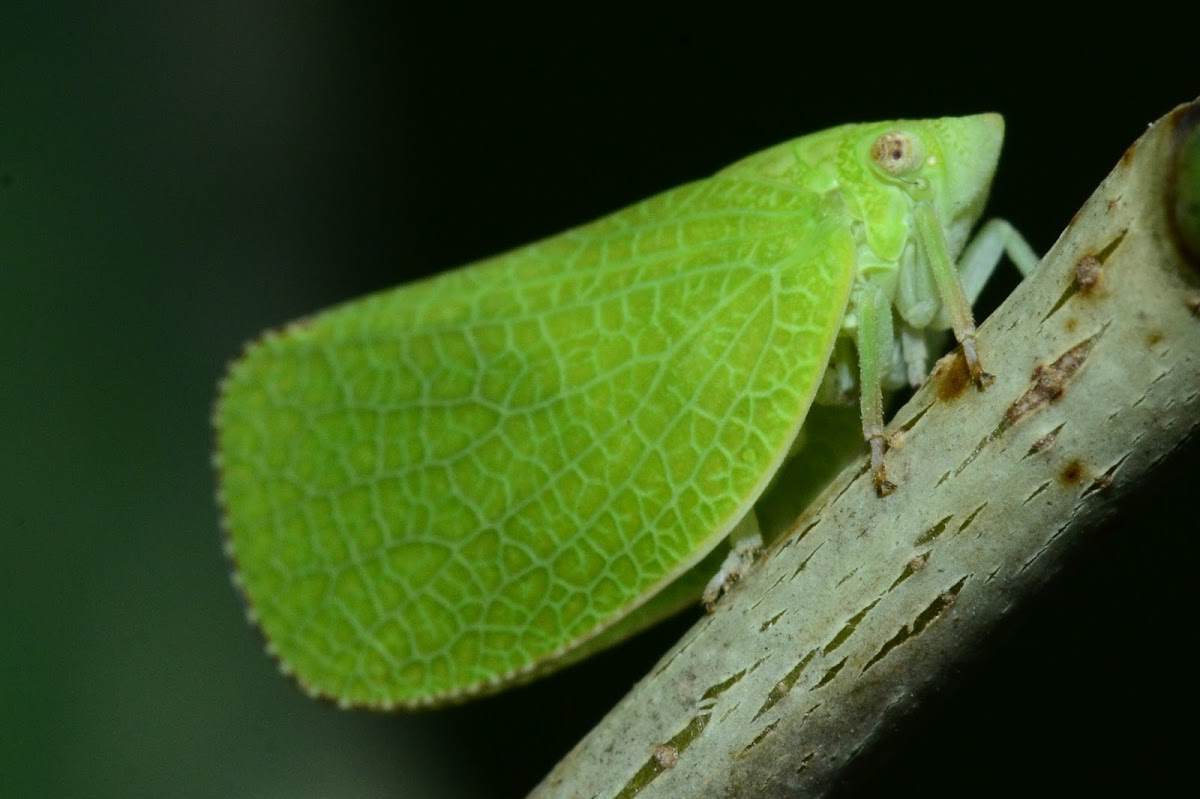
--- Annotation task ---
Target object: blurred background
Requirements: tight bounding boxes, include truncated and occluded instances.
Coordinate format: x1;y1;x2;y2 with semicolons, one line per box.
2;4;1195;797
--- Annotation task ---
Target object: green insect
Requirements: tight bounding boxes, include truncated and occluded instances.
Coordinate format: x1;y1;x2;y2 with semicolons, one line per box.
214;114;1037;709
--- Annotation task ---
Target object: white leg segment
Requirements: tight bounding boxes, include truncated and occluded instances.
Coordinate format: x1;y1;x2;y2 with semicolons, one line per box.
954;218;1041;306
702;511;764;610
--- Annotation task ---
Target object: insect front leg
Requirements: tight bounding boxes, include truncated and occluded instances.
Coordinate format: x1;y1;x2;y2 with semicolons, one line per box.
914;205;1037;389
900;216;1038;387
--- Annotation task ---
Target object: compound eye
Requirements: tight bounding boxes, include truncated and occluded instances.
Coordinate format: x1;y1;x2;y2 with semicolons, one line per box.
870;131;922;176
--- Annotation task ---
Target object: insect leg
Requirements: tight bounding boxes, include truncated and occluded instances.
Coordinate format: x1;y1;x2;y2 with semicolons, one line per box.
954;218;1040;306
906;217;1038;388
914;202;992;388
898;324;931;388
855;282;897;496
702;512;763;610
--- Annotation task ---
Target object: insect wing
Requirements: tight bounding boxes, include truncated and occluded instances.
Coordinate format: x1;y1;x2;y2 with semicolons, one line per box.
216;171;856;707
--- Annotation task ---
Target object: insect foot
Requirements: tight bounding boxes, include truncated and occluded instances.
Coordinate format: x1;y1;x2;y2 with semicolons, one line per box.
702;534;764;612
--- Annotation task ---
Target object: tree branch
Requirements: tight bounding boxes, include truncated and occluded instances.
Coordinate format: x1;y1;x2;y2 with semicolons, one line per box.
529;99;1200;798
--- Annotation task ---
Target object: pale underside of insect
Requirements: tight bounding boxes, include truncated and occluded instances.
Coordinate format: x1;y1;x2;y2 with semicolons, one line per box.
214;114;1038;709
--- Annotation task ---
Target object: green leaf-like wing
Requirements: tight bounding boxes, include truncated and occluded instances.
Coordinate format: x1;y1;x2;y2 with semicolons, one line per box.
216;172;855;707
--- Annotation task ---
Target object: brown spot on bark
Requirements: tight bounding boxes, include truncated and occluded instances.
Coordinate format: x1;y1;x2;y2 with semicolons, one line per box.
1005;338;1096;425
934;349;972;401
1075;254;1103;294
1060;459;1086;485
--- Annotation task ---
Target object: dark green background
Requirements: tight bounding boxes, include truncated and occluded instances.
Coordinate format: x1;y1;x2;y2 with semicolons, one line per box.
3;5;1195;797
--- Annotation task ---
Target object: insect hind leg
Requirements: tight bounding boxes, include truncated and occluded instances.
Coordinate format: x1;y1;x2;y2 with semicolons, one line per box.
702;512;763;611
